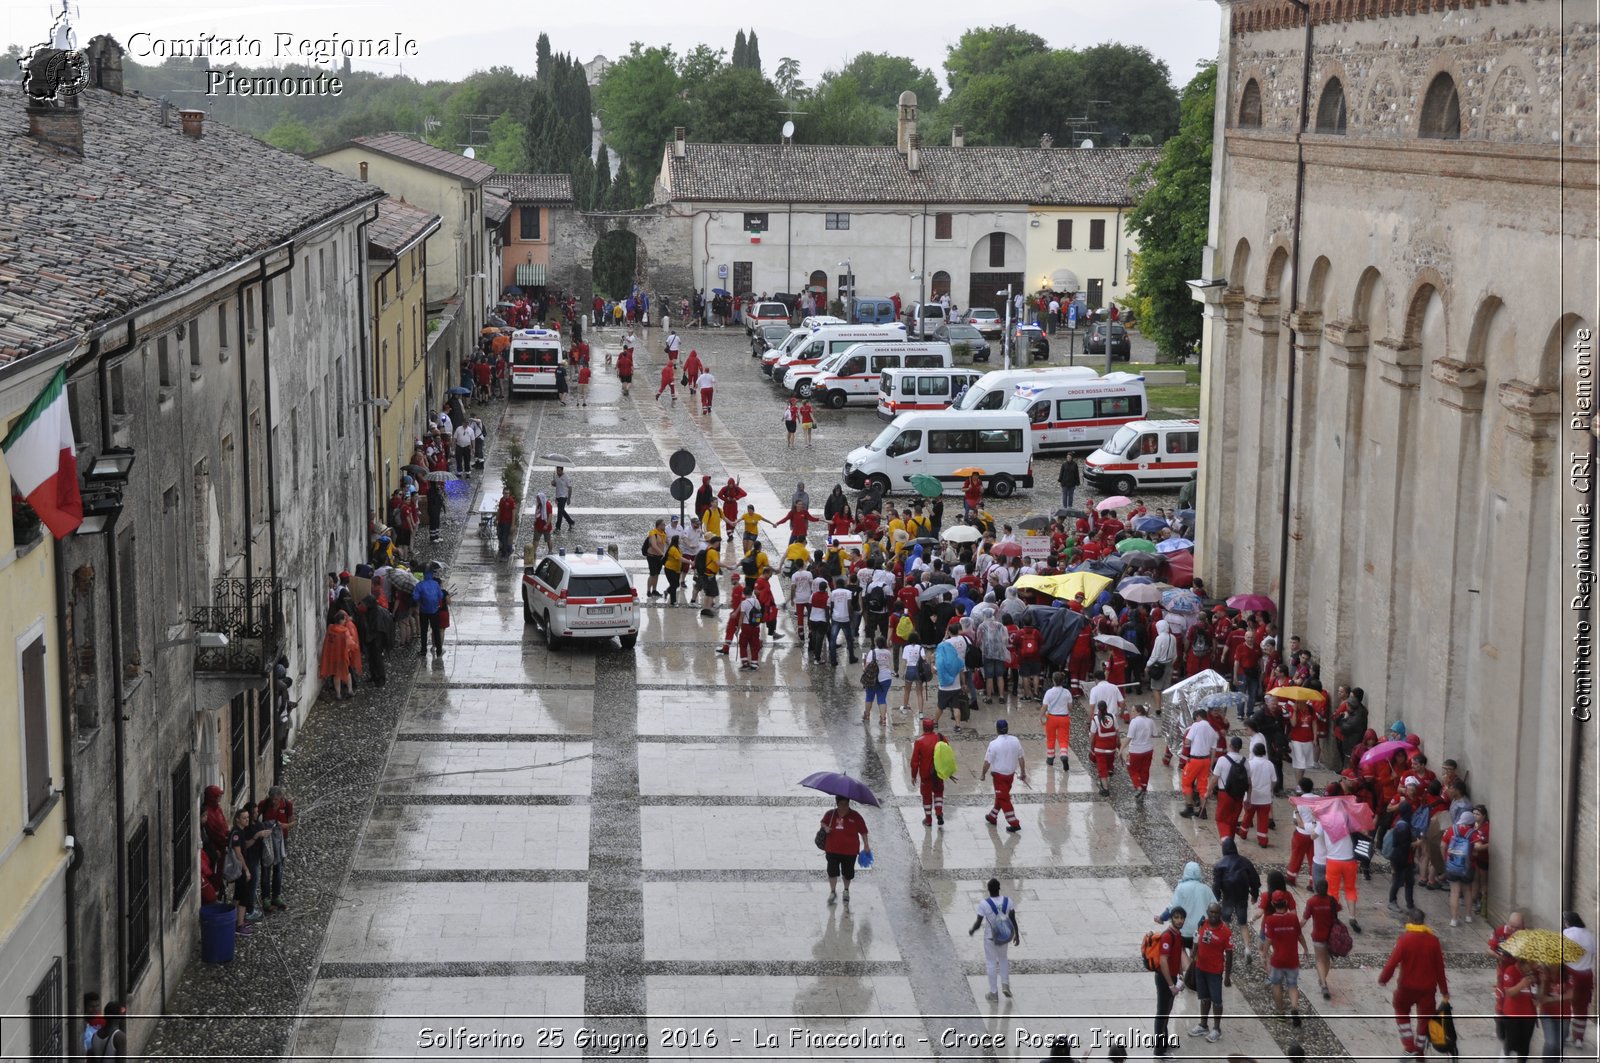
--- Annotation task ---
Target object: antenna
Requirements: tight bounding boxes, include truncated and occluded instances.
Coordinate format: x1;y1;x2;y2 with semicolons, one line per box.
463;147;476;159
781;120;795;142
1079;139;1094;149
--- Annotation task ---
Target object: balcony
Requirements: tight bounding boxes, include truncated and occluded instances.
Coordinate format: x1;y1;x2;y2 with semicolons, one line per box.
192;577;282;675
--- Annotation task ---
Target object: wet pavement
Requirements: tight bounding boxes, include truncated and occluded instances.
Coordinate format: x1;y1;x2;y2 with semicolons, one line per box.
150;324;1501;1061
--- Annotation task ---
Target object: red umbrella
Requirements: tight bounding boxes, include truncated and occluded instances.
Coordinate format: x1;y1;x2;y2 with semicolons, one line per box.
992;541;1023;558
1290;794;1376;843
1164;549;1195;588
1226;593;1275;612
1359;739;1414;769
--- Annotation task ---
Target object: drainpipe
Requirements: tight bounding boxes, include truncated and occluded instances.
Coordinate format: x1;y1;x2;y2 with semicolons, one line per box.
234;292;257;802
53;545;81;1025
786;203;793;301
1278;0;1314;624
1112;208;1123;289
354;210;377;527
95;353;128;1000
918;205;928;329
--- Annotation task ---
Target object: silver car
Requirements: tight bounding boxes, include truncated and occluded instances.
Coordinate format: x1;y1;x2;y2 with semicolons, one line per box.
965;307;1003;338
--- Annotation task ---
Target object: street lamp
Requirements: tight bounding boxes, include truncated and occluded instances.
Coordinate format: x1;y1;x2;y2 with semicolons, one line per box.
997;285;1013;371
837;259;852;319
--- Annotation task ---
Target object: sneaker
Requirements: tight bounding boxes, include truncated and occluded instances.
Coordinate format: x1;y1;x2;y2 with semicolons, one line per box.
935;814;944;825
985;991;1000;1002
842;891;850;907
1207;1029;1222;1044
274;901;289;911
1465;913;1473;924
1046;756;1055;766
923;815;933;826
237;924;254;936
716;647;730;655
1189;1025;1209;1037
1291;1009;1302;1028
1449;918;1459;927
1006;824;1022;833
1001;983;1012;998
246;909;265;923
1350;919;1362;933
1322;984;1331;1001
827;892;837;906
985;815;998;826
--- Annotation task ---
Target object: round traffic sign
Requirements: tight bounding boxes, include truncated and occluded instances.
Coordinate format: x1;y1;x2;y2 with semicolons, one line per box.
669;449;696;477
669;476;694;502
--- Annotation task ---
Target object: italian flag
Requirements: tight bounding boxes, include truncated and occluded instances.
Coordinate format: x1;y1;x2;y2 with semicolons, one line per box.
2;366;82;538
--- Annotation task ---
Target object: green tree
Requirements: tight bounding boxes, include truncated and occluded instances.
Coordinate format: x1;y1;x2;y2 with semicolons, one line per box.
595;43;689;178
593;141;613;204
795;74;887;145
745;30;761;73
691;66;779;144
570;151;595;210
774;57;804;100
482;111;530;173
263;116;320;154
943;25;1047;95
827;52;940;108
1126;62;1215;362
678;44;726;90
732;30;748;70
536;33;553;82
521;85;568;172
1076;43;1179;142
608;160;635;210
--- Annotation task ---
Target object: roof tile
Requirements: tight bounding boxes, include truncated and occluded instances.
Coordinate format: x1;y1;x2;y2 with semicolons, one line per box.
485;173;574;203
367;196;440;257
339;132;497;185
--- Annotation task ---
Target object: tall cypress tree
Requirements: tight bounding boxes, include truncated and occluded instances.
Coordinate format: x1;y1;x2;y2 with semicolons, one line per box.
536;33;552;82
608;160;634;210
593;140;612;207
745;30;761;73
732;30;747;70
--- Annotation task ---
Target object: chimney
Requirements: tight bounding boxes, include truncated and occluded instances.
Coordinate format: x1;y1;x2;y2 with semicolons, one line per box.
1040;133;1054;149
359;161;369;182
85;35;124;94
907;132;921;173
672;126;686;158
895;90;919;154
26;94;83;156
951;125;965;148
179;109;205;138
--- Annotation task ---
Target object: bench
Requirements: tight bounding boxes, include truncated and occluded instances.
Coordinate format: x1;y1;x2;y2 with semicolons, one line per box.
1142;369;1188;386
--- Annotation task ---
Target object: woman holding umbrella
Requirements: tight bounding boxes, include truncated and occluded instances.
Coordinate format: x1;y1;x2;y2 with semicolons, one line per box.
818;794;872;908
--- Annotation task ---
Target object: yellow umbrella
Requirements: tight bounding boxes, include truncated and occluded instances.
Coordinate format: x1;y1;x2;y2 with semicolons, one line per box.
1014;574;1057;593
1268;685;1323;702
1500;929;1587;966
952;466;986;477
1046;571;1112;602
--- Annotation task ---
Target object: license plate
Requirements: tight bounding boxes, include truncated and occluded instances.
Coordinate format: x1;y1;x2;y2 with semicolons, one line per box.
584;605;615;616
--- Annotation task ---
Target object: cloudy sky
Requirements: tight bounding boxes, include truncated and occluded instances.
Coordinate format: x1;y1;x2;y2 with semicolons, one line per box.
5;0;1223;89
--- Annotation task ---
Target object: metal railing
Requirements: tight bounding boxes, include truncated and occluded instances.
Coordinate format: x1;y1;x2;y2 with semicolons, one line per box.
192;576;282;674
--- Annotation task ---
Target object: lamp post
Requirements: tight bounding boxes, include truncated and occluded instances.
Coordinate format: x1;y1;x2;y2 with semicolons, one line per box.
998;285;1013;371
838;259;853;320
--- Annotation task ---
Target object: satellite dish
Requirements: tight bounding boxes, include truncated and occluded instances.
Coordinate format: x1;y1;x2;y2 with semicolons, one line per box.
781;120;795;140
463;146;477;159
1079;139;1094;150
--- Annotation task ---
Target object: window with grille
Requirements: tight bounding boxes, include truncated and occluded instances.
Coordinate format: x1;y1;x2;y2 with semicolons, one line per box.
171;758;192;908
824;213;850;231
229;693;248;802
127;819;151;982
934;213;952;240
28;957;63;1061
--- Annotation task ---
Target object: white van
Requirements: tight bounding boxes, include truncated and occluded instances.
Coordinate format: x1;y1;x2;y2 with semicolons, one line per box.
508;328;563;397
786;342;954;405
769;324;908;380
1004;371;1149;452
904;302;947;338
877;367;984;420
952;366;1102;411
844;411;1036;498
1083;419;1202;494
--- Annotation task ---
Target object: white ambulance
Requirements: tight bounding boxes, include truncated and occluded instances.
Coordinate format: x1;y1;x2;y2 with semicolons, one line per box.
1083;419;1203;495
844;411;1036;498
876;367;984;420
768;324;907;381
786;341;953;405
508;328;563;397
1003;371;1149;452
951;366;1102;411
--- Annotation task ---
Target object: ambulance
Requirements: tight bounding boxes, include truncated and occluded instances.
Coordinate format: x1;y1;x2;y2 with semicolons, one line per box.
1083;419;1203;495
844;411;1036;498
950;366;1101;411
785;341;953;405
1002;371;1149;451
767;324;907;381
876;367;983;420
508;328;563;397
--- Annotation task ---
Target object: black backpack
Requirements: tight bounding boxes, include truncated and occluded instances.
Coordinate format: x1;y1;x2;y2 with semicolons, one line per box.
1222;754;1249;800
694;549;710;577
866;585;886;612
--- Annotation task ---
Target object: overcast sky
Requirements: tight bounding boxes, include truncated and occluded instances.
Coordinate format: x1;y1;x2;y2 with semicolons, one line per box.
5;0;1223;90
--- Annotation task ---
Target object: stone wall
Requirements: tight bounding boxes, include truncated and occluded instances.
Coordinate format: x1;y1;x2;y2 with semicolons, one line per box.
546;206;695;306
1199;0;1598;926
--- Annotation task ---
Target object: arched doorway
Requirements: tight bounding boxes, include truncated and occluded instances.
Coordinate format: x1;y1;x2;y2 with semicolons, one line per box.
930;271;950;300
807;269;828;314
592;230;639;300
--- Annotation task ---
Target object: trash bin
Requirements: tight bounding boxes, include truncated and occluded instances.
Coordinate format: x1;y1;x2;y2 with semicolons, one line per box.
199;903;236;964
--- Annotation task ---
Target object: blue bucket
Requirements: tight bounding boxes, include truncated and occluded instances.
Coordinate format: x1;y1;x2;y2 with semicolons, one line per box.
199;903;236;964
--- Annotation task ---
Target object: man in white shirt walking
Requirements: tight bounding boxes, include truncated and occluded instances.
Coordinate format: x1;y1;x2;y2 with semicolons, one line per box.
968;877;1020;1001
980;719;1027;832
1088;667;1124;716
1244;741;1279;847
452;422;475;474
1040;671;1073;769
1180;711;1220;819
550;466;575;532
826;582;857;666
1147;621;1178;710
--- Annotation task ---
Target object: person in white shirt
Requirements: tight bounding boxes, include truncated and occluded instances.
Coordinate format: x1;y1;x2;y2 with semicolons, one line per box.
1565;912;1596;1049
861;636;896;725
680;517;704;557
1124;703;1158;795
790;568;814;642
1243;742;1278;847
1207;735;1248;840
665;331;681;360
1087;668;1124;715
697;369;717;414
827;584;857;665
900;642;929;713
436;408;453;435
968;877;1019;1001
452;423;475;474
1180;712;1220;818
550;467;575;531
1040;672;1073;769
1146;621;1179;710
1312;813;1359;930
980;719;1027;832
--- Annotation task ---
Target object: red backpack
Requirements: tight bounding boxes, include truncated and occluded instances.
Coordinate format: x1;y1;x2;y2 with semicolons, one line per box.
1019;628;1042;662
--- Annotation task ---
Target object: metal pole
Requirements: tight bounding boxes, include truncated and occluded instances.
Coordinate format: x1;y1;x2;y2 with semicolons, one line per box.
1279;0;1314;619
1002;283;1012;371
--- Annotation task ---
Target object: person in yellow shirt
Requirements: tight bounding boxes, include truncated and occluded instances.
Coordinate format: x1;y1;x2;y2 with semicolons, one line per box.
645;519;669;598
701;505;723;542
906;506;931;539
697;541;721;617
739;504;771;549
887;513;907;544
663;536;685;605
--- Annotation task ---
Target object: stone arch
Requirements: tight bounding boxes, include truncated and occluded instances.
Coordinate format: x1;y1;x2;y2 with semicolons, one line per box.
930;270;951;299
1262;243;1292;306
1401;271;1450;352
1565;63;1598;149
558;207;694;305
1484;63;1534;143
1541;313;1591;393
1304;256;1332;314
1464;295;1512;370
1314;75;1348;134
1228;238;1252;295
1352;265;1387;332
807;268;829;306
968;232;1024;275
1419;70;1462;140
1238;77;1263;129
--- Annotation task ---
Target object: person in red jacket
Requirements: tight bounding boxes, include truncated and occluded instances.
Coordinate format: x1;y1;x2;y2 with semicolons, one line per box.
1379;908;1450;1059
819;796;870;906
615;347;634;396
909;717;949;826
656;361;676;402
775;503;820;544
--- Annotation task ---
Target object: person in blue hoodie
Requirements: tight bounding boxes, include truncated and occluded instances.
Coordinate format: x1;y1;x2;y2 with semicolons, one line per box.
1158;861;1218;952
413;564;448;658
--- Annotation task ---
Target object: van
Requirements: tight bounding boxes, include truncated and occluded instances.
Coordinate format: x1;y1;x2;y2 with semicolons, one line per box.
904;302;946;338
759;320;869;375
877;367;984;420
1003;371;1149;452
844;410;1036;498
1083;419;1202;494
769;324;908;381
786;342;954;405
746;301;791;333
508;328;563;397
952;367;1102;411
849;297;898;325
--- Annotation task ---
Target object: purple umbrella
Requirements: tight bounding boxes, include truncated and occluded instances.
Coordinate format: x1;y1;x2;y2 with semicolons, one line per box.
799;771;881;807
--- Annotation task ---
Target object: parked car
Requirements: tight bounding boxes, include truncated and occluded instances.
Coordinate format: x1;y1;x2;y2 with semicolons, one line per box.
903;302;947;338
1014;324;1051;362
522;551;639;650
848;297;899;325
751;323;792;358
934;322;991;362
747;301;791;334
1084;322;1132;360
965;307;1003;338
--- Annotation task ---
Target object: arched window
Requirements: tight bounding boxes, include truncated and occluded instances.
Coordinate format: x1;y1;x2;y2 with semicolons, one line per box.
808;269;828;304
1314;77;1347;134
1239;79;1263;129
930;270;951;299
1420;72;1461;139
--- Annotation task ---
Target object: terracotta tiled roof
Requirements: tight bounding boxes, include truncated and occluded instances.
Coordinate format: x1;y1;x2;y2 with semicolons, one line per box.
367;197;440;257
327;132;497;185
663;143;1160;206
0;84;384;364
486;173;574;203
483;192;512;225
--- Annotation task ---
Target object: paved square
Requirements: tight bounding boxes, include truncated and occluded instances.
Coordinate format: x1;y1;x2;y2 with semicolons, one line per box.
380;740;594;795
356;805;592;871
322;882;588;964
644;882;901;962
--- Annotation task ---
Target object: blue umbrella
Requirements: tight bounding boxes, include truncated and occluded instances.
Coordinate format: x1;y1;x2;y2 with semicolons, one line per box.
799;771;880;807
1157;537;1195;554
1118;575;1154;588
1132;516;1169;534
446;386;472;395
712;287;730;296
1178;509;1196;522
1200;691;1249;714
1161;589;1202;614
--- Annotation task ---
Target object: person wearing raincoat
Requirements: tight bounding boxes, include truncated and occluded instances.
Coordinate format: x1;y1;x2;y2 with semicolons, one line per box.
318;607;359;700
1158;861;1218;953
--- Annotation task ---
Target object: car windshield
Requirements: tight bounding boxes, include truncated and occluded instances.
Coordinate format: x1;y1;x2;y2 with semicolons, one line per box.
762;326;788;341
569;573;632;597
945;325;982;342
1105;425;1139;455
868;424;900;450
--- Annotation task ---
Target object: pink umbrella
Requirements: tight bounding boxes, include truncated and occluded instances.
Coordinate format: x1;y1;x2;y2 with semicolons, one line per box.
1359;739;1414;769
1226;593;1275;612
1096;495;1132;512
991;541;1023;558
1164;549;1195;588
1290;794;1376;843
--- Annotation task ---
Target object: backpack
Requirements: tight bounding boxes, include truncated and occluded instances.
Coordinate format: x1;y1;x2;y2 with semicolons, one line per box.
1141;930;1166;972
1019;628;1041;661
985;897;1015;945
1381;827;1397;861
933;740;957;780
964;640;984;670
866;585;886;612
1191;629;1212;656
222;848;243;882
860;654;881;688
916;652;933;683
1445;830;1473;880
895;615;914;640
1326;916;1354;958
1221;755;1249;801
694;549;710;577
641;535;653;558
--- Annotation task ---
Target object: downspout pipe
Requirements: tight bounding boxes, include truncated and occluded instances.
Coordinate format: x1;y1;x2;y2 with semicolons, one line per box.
235;291;255;800
95;353;128;1000
1278;0;1314;627
354;210;377;527
53;545;81;1024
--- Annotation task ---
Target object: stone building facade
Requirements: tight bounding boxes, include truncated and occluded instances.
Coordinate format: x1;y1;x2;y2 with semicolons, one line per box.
1195;0;1597;924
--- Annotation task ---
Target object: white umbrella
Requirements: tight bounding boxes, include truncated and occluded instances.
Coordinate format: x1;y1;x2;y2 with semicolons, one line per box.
1094;633;1140;654
941;525;981;543
1120;583;1164;604
541;452;573;465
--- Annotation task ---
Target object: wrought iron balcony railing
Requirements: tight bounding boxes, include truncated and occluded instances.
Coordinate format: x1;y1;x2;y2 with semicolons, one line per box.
192;576;283;675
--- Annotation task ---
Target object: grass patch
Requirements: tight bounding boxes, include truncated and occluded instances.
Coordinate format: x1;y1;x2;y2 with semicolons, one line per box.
1128;361;1200;418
